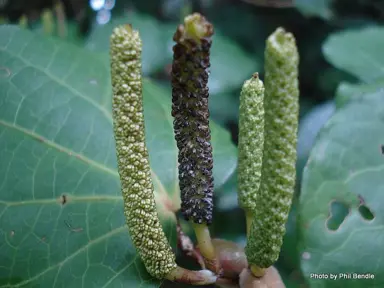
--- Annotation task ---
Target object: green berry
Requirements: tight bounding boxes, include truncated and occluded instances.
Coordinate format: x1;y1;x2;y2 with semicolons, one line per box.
245;27;299;268
237;73;265;212
110;25;177;279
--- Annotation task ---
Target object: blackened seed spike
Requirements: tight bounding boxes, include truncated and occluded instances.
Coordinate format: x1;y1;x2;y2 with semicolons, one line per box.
170;14;215;225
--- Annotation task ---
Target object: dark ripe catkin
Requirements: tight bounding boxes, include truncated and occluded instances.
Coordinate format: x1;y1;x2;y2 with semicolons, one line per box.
171;13;214;225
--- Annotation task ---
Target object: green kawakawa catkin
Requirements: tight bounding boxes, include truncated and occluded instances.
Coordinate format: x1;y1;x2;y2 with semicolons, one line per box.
237;73;265;213
110;25;177;279
245;27;299;269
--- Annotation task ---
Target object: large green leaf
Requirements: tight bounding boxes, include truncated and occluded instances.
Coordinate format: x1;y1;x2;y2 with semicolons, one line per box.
298;89;384;287
323;26;384;83
0;25;237;287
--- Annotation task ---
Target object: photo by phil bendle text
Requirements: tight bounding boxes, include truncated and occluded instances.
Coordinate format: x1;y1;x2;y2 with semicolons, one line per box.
310;273;375;280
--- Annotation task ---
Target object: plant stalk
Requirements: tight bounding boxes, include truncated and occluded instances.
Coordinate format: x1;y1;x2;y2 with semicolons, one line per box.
250;264;266;278
193;222;220;274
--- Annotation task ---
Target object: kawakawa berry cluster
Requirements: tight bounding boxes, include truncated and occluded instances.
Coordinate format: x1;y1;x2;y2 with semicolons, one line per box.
110;12;299;287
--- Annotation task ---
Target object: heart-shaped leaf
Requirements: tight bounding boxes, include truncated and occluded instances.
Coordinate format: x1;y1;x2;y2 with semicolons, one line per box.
0;25;237;287
298;88;384;287
323;26;384;83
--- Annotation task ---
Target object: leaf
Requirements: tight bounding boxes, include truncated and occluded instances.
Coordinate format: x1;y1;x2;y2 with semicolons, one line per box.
208;31;258;95
294;0;333;20
297;101;335;181
323;26;384;83
30;20;83;46
215;171;238;211
0;25;237;287
209;92;239;125
85;12;169;75
298;89;384;287
206;4;264;51
335;79;384;108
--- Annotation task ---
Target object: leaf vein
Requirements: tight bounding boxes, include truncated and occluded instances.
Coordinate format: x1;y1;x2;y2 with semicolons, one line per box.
0;119;118;177
101;256;138;288
3;48;113;123
5;226;127;288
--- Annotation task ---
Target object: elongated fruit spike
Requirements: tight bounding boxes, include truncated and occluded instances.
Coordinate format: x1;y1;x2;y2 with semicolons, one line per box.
171;13;214;225
237;73;265;234
110;25;177;279
245;27;299;271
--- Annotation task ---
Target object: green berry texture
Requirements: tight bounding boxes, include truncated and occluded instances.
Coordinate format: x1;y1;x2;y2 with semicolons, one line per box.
110;25;177;279
245;28;299;268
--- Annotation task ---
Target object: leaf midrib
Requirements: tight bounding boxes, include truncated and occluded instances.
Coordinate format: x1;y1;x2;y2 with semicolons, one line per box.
0;119;118;176
0;119;173;206
1;226;128;288
0;195;122;206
